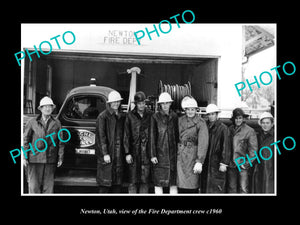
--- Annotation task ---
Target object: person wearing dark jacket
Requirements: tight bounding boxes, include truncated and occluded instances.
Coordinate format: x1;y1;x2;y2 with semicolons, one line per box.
227;108;258;193
150;92;179;194
252;112;274;193
95;90;126;193
23;96;64;193
124;91;153;193
202;104;230;193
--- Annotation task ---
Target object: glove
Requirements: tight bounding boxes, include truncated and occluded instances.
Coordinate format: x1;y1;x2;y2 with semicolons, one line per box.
103;154;111;164
126;154;133;164
193;162;202;174
151;157;158;164
219;163;227;172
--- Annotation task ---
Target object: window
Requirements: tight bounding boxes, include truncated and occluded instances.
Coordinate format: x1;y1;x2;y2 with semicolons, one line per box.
64;95;106;120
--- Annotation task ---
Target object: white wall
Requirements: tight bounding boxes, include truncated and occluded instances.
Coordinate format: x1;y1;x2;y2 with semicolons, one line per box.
21;24;262;110
244;46;276;80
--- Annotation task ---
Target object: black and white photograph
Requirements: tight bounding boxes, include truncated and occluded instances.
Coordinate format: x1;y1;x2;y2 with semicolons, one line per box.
4;5;298;221
20;23;276;195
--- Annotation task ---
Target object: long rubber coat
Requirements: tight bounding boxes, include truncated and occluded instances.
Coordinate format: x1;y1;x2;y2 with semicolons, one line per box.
202;119;231;193
123;108;153;184
95;107;126;187
149;110;179;187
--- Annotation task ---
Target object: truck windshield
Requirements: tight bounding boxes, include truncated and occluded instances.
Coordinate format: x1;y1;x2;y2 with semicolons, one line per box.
64;95;106;120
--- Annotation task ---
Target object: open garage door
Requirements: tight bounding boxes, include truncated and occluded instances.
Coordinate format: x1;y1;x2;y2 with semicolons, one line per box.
23;50;219;114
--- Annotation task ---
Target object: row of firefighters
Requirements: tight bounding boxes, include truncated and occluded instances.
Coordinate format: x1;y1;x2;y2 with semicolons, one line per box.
23;91;274;194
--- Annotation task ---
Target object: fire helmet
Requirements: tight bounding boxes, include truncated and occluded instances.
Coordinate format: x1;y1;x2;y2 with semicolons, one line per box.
157;92;173;104
206;104;221;114
181;96;198;109
38;96;56;110
107;90;123;103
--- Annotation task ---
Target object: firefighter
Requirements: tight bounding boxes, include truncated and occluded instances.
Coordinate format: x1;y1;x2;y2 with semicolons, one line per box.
202;104;230;193
177;96;209;193
252;112;274;193
23;96;64;193
227;108;258;193
95;90;126;193
124;91;153;193
149;92;179;194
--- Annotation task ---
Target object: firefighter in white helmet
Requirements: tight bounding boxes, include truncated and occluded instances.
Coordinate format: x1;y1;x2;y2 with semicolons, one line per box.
201;103;231;193
149;92;178;194
176;96;209;193
23;96;64;193
95;90;126;193
252;111;274;193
